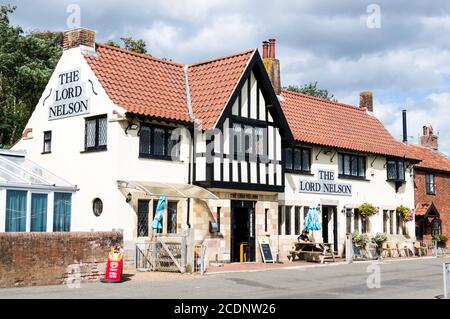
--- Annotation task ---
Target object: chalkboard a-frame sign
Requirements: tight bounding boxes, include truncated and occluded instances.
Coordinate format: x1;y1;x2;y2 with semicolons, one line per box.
258;236;274;263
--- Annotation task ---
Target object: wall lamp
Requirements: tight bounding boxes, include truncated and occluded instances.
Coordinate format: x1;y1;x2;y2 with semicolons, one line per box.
125;121;139;135
126;192;132;203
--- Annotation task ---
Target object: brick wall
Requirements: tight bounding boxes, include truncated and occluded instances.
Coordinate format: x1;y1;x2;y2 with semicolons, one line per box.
415;170;450;245
0;231;123;288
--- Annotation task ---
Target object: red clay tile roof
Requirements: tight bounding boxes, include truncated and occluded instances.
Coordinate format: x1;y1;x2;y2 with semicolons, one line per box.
85;43;190;122
188;49;255;129
406;144;450;173
84;43;255;127
280;89;418;159
415;201;432;216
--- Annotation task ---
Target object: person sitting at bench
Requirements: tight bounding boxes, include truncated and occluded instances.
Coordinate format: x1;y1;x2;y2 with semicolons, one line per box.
298;230;310;242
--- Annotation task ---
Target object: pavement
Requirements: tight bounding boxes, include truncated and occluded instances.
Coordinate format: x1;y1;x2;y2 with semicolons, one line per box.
0;256;448;299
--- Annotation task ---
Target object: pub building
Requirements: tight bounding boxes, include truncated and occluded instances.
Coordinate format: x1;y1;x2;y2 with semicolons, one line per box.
8;28;420;265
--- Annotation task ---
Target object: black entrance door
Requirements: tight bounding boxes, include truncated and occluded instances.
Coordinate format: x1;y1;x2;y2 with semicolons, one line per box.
231;200;256;262
322;206;338;253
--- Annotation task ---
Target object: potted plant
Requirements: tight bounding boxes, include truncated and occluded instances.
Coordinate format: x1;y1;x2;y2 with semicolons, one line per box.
396;205;413;221
352;231;371;249
358;203;377;219
372;233;388;256
432;234;448;248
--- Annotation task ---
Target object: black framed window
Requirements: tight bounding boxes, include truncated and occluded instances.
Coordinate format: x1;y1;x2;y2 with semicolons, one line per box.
43;131;52;153
389;210;394;234
294;206;301;235
232;121;266;157
386;158;405;181
338;153;366;178
426;173;436;195
264;208;268;232
167;201;177;234
396;212;401;234
139;124;179;160
354;209;360;232
217;207;221;233
84;115;107;151
137;200;149;237
285;206;291;235
278;206;282;235
284;147;311;173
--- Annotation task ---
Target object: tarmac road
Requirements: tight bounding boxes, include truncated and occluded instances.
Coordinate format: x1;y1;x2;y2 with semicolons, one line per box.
0;257;447;299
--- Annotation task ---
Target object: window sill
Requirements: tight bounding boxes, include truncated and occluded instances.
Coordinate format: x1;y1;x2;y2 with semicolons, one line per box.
386;179;405;183
139;154;181;162
80;148;108;154
41;151;51;155
426;192;436;196
285;169;313;175
338;174;369;181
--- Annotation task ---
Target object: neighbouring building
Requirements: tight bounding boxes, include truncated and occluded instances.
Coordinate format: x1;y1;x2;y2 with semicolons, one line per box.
0;149;78;232
407;126;450;246
7;28;420;264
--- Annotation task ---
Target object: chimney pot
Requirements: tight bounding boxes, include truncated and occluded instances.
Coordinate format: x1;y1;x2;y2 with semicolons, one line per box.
420;125;438;150
63;28;95;50
262;41;269;59
269;38;276;58
359;91;373;112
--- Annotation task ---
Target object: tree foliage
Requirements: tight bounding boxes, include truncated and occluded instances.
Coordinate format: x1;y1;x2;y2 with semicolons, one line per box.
0;5;62;147
286;81;337;102
106;37;148;55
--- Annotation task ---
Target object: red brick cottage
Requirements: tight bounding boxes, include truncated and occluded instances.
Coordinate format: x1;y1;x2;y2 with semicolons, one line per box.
408;126;450;246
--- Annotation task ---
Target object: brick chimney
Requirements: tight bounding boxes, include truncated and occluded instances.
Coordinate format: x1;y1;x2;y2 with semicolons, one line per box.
359;91;373;112
262;39;281;95
63;28;95;50
420;125;438;150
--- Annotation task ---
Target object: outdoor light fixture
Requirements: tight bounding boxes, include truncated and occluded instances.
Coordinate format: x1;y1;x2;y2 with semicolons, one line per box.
126;192;132;203
125;121;139;135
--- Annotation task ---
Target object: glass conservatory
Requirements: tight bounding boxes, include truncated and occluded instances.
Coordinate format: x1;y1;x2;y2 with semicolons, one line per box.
0;149;78;232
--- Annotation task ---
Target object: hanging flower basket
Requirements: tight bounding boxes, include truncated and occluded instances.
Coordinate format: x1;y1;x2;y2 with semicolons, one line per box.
396;205;413;222
358;203;377;218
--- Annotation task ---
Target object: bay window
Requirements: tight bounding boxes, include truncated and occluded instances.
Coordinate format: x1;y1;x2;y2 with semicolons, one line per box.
387;158;405;181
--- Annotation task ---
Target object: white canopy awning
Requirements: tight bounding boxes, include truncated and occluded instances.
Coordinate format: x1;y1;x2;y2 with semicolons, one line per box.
117;180;218;200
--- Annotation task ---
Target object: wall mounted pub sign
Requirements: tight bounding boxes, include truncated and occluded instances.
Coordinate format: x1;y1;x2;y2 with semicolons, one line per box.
299;169;352;196
49;69;90;120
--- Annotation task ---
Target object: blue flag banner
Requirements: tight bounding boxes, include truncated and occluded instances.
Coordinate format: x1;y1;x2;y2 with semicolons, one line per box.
151;195;167;230
304;207;321;231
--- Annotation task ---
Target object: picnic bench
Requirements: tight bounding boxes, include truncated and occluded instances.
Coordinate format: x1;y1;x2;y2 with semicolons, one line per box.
289;242;336;264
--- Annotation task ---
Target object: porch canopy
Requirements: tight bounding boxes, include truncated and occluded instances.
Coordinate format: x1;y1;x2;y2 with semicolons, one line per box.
0;149;77;192
117;180;218;200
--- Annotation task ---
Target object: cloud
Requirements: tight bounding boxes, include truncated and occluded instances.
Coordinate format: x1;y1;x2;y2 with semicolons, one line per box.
6;0;450;155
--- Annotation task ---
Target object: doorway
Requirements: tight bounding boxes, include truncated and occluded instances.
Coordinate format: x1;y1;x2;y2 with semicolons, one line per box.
322;205;338;253
231;200;256;262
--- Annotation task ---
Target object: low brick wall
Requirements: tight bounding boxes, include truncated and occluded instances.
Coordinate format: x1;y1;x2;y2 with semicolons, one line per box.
0;231;123;288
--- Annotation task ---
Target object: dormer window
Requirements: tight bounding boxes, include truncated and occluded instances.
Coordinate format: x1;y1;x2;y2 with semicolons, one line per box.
386;158;405;182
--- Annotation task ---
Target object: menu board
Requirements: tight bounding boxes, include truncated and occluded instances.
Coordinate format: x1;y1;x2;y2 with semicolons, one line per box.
258;236;274;263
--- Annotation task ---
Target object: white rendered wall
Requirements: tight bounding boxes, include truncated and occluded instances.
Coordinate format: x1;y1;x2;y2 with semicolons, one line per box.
12;47;191;241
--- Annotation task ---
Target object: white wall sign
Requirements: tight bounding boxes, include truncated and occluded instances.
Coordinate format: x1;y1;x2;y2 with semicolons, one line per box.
299;169;352;196
49;69;90;120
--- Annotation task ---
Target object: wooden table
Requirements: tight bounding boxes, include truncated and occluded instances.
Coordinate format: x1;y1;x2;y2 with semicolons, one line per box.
289;242;336;263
